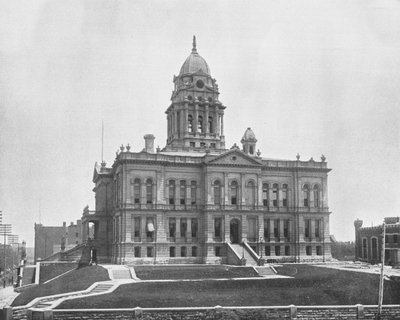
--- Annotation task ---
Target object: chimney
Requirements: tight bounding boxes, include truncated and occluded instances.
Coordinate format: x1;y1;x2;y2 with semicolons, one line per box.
144;134;155;153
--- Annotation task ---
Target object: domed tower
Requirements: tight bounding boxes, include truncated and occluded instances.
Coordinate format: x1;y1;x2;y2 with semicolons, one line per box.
241;127;257;156
164;36;226;152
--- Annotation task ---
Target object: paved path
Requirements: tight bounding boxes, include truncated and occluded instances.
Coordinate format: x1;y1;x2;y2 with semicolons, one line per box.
0;285;19;308
314;262;400;277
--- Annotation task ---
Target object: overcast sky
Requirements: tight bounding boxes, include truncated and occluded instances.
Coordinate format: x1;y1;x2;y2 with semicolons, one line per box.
1;0;399;247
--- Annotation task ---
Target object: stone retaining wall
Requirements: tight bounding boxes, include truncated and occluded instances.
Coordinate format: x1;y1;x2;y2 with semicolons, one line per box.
5;305;399;320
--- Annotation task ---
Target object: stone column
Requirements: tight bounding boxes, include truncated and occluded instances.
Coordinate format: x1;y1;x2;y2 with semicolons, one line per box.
141;216;146;242
184;105;188;136
187;218;192;242
270;219;275;242
279;219;285;242
257;176;263;207
194;103;199;134
224;173;229;205
216;111;220;136
269;188;274;208
311;219;316;242
176;218;181;242
221;112;224;136
205;104;209;133
240;173;245;206
140;182;146;205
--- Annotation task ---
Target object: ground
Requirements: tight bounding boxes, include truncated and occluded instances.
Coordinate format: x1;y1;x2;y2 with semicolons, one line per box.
57;264;400;309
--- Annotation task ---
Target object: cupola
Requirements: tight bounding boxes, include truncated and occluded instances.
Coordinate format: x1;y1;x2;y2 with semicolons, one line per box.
241;127;257;155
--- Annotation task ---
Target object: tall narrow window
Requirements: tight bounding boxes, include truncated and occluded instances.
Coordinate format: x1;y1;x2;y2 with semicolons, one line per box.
230;181;238;205
372;238;378;260
169;180;175;205
214;217;222;239
180;180;186;205
198;115;203;132
214;180;221;205
313;185;320;208
315;219;321;238
262;183;268;207
146;179;153;204
283;219;289;239
362;238;367;259
188;115;193;133
272;183;278;207
264;219;270;240
282;184;288;207
191;218;198;238
274;219;280;239
247;181;255;206
208;116;213;133
303;184;310;207
169;218;176;239
192;246;197;257
146;217;155;241
180;218;187;238
190;181;197;205
133;178;141;204
305;219;311;238
132;216;141;241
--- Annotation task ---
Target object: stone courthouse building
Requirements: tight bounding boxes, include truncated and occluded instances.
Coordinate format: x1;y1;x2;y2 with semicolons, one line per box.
81;37;332;265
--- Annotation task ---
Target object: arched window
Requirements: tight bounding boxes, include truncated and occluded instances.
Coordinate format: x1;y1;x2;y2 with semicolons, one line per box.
198;116;203;132
214;180;221;205
262;183;269;207
188;115;193;133
180;180;186;205
208;116;213;133
247;181;255;206
303;184;310;207
190;181;197;205
313;185;320;208
146;179;153;204
272;183;279;207
169;180;175;205
282;184;288;207
133;178;141;204
230;181;238;205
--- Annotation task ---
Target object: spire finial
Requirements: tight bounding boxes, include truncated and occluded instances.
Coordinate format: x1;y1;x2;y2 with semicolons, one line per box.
192;35;197;53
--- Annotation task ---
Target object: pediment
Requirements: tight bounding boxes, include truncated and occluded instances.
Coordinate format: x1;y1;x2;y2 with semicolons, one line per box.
205;149;263;167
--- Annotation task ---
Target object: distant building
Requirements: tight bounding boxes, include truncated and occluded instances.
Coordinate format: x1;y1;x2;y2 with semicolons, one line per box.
34;220;82;262
354;217;400;266
80;37;333;265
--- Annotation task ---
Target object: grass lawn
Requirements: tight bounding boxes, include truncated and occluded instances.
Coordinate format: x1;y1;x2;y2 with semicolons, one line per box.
58;264;400;309
39;263;78;284
134;265;259;280
12;266;109;307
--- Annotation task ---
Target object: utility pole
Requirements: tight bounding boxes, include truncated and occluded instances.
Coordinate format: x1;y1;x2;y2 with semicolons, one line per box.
377;222;386;320
0;223;12;288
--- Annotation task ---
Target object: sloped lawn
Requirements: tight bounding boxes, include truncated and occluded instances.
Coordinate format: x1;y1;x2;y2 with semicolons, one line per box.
58;264;400;308
134;265;259;280
39;263;78;284
12;265;109;306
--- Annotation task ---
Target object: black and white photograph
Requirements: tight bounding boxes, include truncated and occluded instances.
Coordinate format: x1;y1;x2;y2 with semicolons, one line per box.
0;1;399;319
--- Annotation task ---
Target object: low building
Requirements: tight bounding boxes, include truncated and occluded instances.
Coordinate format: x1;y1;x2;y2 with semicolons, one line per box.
354;217;400;266
34;220;82;262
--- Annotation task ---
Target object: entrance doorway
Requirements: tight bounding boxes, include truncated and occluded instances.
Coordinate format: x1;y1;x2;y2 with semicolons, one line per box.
230;219;240;243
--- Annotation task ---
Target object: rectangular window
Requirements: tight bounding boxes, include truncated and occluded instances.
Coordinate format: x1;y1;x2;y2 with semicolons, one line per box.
181;246;187;257
215;246;222;257
146;217;154;242
210;143;216;148
264;219;270;240
274;219;280;239
303;191;309;207
134;247;141;257
275;246;281;256
315;219;321;238
283;219;289;239
180;218;187;238
273;189;278;207
282;189;287;207
306;246;312;256
305;219;311;239
316;246;322;255
169;218;176;239
192;246;197;257
169;181;175;205
394;235;398;243
385;235;389;244
214;217;222;239
190;142;195;147
147;247;154;257
262;185;268;207
285;245;290;256
76;232;79;237
146;181;153;204
133;216;141;240
191;218;198;238
190;181;197;205
200;142;206;147
180;181;186;205
169;247;175;257
265;246;271;256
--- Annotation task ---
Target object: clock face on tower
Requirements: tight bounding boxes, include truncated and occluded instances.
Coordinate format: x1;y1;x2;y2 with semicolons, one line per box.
196;79;204;89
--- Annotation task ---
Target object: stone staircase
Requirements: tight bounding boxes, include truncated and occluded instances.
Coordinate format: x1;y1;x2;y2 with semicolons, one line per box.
230;243;259;266
112;268;132;280
255;266;277;276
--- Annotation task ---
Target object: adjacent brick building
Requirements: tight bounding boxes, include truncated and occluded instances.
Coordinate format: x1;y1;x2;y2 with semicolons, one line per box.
81;37;333;265
354;217;400;266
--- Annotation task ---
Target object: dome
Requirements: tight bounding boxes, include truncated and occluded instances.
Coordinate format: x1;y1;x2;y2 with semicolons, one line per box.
179;36;211;76
241;128;257;142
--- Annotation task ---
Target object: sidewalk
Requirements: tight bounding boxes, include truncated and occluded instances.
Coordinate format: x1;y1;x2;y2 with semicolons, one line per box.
0;285;19;308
